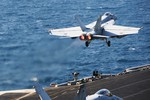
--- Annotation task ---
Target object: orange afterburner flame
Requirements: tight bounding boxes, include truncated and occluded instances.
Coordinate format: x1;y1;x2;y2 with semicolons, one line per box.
87;35;92;40
79;35;85;40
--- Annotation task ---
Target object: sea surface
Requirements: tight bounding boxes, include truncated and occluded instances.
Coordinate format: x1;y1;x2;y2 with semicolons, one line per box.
0;0;150;90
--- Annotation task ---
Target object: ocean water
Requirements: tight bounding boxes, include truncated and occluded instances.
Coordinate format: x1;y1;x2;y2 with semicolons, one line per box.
0;0;149;90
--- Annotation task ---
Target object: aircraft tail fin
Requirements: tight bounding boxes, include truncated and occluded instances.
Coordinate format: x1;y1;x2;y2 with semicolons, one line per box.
34;83;51;100
75;84;86;100
94;15;102;33
75;15;87;32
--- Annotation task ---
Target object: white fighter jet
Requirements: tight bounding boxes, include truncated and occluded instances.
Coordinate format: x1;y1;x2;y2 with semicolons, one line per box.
75;85;123;100
86;89;123;100
49;12;141;47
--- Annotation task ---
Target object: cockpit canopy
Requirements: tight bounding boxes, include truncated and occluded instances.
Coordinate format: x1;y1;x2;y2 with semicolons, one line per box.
95;89;111;96
105;12;112;16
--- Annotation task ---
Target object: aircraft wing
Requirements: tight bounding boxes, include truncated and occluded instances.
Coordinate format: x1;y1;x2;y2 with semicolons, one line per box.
49;26;83;38
104;25;141;36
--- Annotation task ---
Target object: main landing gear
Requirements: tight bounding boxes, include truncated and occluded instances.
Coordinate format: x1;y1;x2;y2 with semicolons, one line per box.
106;39;111;47
85;41;90;47
85;40;110;47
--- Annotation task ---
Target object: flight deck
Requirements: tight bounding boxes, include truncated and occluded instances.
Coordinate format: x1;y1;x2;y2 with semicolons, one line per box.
0;64;150;100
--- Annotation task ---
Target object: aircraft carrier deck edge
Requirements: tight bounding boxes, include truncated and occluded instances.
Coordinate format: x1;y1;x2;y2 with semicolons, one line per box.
0;64;150;100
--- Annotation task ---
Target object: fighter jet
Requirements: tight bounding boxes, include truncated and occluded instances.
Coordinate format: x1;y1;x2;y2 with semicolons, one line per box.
76;85;123;100
49;12;141;47
86;89;123;100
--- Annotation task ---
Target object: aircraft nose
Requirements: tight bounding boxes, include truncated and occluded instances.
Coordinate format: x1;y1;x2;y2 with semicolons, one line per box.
48;29;52;34
113;15;117;20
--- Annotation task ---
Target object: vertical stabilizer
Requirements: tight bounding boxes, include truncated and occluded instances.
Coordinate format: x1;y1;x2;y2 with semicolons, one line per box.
75;15;87;31
94;15;102;33
34;83;51;100
75;84;86;100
